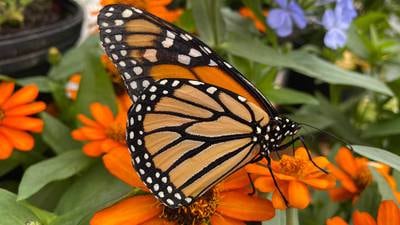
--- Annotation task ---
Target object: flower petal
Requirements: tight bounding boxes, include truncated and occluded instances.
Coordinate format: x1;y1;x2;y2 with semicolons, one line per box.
245;163;269;175
254;176;276;193
324;28;347;50
71;129;87;141
335;147;358;178
352;211;377;225
377;200;400;225
0;82;15;106
303;176;336;189
217;169;250;192
327;163;358;193
210;213;246;225
1;117;44;132
90;195;162;225
103;147;148;191
5;102;45;116
140;217;174;225
288;1;307;29
326;216;349;225
328;187;354;202
271;185;289;210
77;114;103;129
288;181;310;209
2;85;39;110
217;191;275;221
322;9;335;29
0;133;13;160
0;127;34;151
83;141;104;157
90;103;115;127
79;127;107;140
267;9;287;29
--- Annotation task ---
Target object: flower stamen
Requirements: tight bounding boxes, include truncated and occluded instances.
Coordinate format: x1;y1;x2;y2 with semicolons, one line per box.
162;189;219;225
278;156;308;179
105;123;125;143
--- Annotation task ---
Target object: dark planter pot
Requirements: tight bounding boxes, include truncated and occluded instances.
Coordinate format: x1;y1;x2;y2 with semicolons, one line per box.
0;0;83;77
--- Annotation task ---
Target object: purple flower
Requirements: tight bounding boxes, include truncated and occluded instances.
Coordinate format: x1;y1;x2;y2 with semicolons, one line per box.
322;1;356;49
267;0;307;37
337;0;357;23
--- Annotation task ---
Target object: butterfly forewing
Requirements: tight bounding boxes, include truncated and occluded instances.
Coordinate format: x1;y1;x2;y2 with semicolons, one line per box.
98;4;276;114
127;79;270;208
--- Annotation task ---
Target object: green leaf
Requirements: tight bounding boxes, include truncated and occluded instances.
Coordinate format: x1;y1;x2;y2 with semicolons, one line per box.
16;76;52;92
21;202;58;225
223;33;393;96
71;50;117;116
18;150;92;200
370;167;400;206
0;155;20;177
354;182;381;217
353;145;400;172
363;116;400;137
263;88;319;105
48;35;100;81
192;0;225;47
0;189;40;225
263;209;285;225
41;112;82;154
316;95;363;144
52;162;132;225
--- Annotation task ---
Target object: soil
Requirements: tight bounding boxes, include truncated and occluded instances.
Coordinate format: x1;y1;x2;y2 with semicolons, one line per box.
0;0;63;35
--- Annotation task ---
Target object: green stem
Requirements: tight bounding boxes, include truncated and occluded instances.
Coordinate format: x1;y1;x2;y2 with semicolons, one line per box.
286;208;299;225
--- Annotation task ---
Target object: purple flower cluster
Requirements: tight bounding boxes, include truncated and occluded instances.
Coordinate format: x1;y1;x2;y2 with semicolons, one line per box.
322;0;357;49
267;0;357;49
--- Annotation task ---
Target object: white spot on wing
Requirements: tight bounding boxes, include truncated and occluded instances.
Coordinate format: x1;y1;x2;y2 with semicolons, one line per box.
178;54;191;65
189;48;202;57
122;9;133;18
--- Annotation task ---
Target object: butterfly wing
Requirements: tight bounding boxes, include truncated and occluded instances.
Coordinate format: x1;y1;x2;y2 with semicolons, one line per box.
128;78;270;208
97;4;276;115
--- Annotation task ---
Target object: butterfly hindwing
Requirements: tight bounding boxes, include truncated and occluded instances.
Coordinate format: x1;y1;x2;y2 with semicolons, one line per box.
127;79;270;208
97;4;276;115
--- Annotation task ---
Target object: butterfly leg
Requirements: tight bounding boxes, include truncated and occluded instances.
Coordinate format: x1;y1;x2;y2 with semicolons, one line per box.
276;136;328;174
299;136;328;174
247;173;257;196
266;156;289;207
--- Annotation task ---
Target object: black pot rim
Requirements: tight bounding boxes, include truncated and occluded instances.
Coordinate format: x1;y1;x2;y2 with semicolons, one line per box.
0;0;83;42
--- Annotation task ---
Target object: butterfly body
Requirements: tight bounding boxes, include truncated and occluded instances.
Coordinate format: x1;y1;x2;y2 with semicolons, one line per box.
98;4;300;208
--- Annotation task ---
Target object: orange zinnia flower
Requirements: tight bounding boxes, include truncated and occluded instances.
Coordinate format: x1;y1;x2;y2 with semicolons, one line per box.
0;82;46;159
71;102;126;157
246;147;335;209
327;147;372;202
65;73;81;101
91;147;276;225
239;7;267;32
100;0;182;22
326;200;400;225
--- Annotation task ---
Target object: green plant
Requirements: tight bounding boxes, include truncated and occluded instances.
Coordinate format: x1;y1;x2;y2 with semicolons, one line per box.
0;0;33;27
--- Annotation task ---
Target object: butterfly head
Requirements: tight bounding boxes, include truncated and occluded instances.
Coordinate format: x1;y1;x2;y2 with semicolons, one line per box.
260;116;300;152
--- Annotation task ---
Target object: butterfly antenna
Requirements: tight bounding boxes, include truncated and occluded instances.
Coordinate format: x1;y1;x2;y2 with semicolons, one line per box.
297;123;354;151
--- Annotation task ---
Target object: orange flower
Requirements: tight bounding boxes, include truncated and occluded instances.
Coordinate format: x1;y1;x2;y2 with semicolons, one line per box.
91;147;276;225
0;82;46;159
71;102;126;157
327;147;372;202
246;147;335;209
65;73;81;101
371;162;400;203
326;200;400;225
100;0;182;22
239;7;267;32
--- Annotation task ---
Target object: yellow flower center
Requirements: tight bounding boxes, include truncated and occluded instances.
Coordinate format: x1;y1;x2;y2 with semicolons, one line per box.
355;167;372;190
278;156;308;178
106;122;125;144
162;189;219;225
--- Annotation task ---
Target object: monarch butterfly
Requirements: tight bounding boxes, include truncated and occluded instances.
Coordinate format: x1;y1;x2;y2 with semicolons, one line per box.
97;4;316;208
